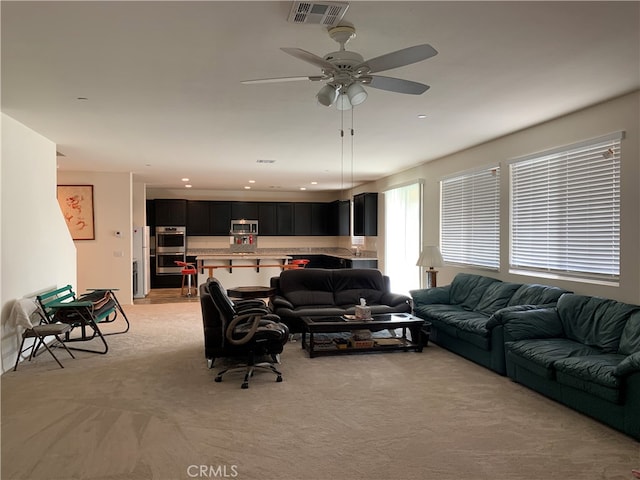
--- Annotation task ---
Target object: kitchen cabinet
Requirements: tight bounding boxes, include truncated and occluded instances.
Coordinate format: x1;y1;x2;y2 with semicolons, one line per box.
294;203;312;235
294;202;334;236
231;202;259;220
276;202;295;236
210;201;232;235
258;203;277;236
353;193;378;237
158;199;351;237
154;199;187;227
336;200;350;236
187;201;210;236
311;203;331;235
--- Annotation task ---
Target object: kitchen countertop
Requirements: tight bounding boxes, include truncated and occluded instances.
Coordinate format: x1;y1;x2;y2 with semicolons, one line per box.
189;248;377;261
195;254;291;261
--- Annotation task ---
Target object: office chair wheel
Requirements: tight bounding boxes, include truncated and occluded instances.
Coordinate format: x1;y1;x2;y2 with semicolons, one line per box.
241;382;249;389
214;376;222;383
276;375;283;382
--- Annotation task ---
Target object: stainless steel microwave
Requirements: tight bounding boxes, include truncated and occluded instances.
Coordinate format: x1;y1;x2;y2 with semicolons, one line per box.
230;219;258;235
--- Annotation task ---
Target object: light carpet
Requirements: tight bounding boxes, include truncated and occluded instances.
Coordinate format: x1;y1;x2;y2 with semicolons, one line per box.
1;302;639;480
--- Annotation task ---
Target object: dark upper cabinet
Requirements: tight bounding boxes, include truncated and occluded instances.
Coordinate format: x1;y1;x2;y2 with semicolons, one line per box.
311;203;331;236
353;193;378;237
146;199;156;232
276;203;294;236
231;202;259;220
258;203;277;236
210;201;232;235
294;203;312;235
337;200;350;236
187;201;210;236
154;199;187;227
155;199;347;236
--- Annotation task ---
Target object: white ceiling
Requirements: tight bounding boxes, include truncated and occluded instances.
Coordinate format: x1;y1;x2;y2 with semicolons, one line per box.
2;1;639;193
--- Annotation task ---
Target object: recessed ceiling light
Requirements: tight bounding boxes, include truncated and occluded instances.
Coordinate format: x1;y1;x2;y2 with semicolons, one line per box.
417;114;427;119
248;180;256;183
185;184;192;188
244;186;251;190
311;181;318;185
182;177;190;182
300;187;306;191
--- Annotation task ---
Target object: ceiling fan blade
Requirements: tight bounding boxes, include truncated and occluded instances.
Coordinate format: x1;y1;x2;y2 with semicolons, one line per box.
241;76;323;85
367;75;430;95
281;47;336;72
358;44;438;74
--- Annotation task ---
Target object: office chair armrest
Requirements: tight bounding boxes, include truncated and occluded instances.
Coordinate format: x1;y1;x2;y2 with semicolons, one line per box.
235;299;267;311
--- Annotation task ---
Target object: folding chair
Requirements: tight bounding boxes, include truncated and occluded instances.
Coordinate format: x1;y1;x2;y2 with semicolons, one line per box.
11;299;75;371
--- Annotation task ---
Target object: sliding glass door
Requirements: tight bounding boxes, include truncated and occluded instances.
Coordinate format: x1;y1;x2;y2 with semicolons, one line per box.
384;181;422;295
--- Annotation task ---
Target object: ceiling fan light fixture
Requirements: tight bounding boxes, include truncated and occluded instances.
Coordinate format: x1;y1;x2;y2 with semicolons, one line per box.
346;83;367;106
336;92;352;110
316;84;338;106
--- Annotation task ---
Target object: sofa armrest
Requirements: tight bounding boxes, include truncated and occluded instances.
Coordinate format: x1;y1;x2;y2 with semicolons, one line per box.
380;292;411;308
410;285;451;307
503;308;564;341
614;352;640;378
487;304;555;329
270;295;294;310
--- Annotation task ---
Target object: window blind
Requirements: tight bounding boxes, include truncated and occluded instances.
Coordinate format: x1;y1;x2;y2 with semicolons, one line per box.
441;167;500;269
510;133;622;281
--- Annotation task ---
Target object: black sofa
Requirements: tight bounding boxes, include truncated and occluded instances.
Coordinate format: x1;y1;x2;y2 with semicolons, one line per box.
270;268;412;333
411;273;570;375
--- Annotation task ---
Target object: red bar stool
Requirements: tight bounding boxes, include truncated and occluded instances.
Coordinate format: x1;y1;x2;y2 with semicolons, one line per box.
290;259;310;269
175;261;197;297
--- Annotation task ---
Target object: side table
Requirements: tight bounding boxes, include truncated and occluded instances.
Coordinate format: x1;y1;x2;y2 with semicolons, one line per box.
226;286;276;300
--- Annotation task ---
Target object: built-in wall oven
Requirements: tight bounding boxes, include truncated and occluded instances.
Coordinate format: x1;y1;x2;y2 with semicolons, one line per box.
156;226;186;274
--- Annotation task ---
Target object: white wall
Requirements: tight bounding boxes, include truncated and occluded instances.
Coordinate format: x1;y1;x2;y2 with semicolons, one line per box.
57;171;134;303
1;114;77;373
365;91;640;304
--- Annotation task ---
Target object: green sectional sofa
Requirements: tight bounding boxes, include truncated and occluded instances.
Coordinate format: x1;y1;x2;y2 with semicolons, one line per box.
410;273;570;375
501;293;640;440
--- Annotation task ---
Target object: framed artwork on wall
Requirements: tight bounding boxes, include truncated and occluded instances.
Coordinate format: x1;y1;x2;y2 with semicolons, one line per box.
57;184;95;240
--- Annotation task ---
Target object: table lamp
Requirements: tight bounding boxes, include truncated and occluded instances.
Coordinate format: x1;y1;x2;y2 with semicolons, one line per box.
416;245;444;288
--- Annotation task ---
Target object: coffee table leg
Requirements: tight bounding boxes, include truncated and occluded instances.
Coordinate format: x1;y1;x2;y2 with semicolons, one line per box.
410;325;423;352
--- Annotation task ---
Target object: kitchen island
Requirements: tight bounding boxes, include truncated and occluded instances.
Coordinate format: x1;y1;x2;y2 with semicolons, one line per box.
195;253;294;288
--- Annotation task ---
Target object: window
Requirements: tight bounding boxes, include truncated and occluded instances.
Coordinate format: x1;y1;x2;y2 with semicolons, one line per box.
510;132;622;282
384;181;422;295
441;168;500;269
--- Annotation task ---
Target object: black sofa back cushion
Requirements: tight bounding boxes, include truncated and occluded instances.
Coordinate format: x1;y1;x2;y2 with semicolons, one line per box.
333;269;386;306
278;268;335;307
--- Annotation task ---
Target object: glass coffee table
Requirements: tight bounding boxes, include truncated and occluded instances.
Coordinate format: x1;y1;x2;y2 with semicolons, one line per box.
301;313;429;358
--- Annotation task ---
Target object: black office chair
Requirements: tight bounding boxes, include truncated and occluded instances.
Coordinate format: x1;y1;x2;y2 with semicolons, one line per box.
200;279;289;389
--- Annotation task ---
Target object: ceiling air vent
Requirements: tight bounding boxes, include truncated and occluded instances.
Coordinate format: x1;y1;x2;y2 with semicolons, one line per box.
288;1;349;26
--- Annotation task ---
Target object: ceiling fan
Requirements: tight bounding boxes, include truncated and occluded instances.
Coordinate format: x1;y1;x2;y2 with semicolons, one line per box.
242;25;438;109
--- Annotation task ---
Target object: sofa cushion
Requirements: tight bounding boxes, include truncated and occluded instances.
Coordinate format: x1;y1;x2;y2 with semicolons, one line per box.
278;269;334;307
619;311;640;355
554;354;624;404
421;305;491;336
507;284;569;307
557;294;639;353
474;282;522;314
506;338;600;379
332;269;386;306
449;274;502;310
